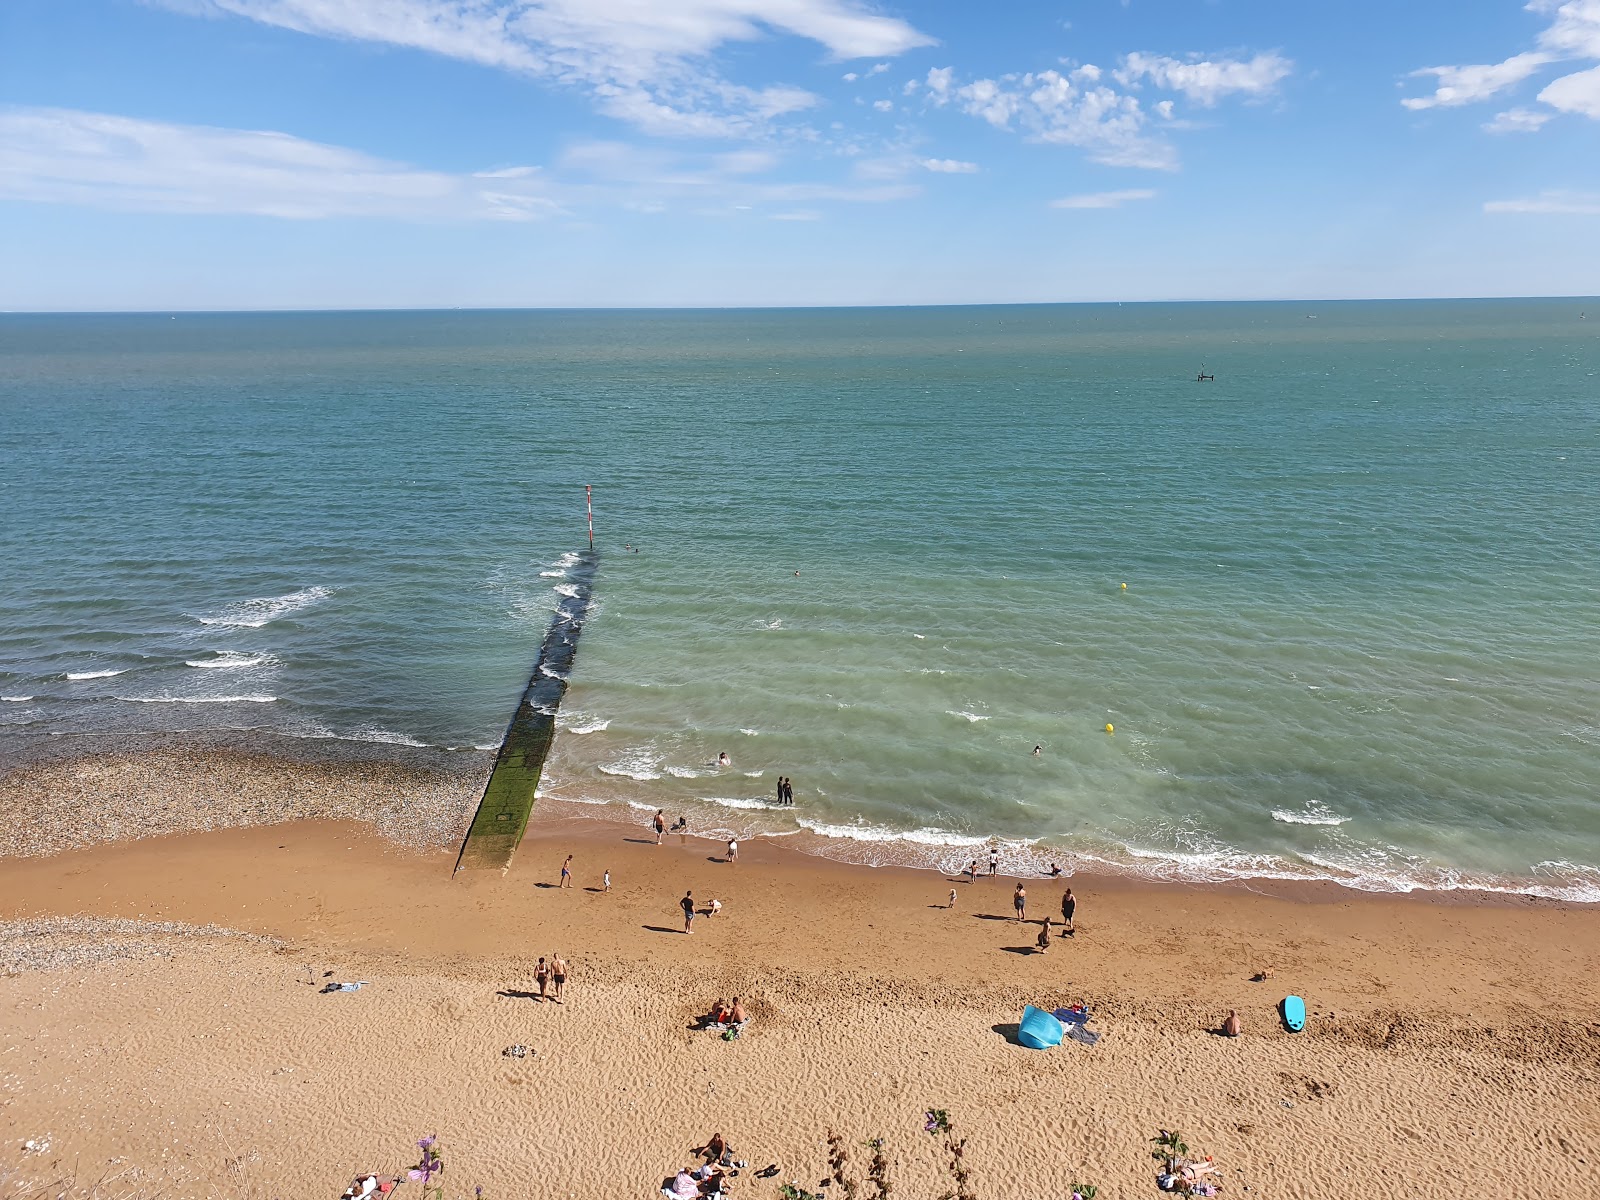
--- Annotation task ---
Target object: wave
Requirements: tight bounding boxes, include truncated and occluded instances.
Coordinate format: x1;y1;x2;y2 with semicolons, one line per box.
739;728;760;736
598;751;661;781
743;770;765;778
539;664;570;682
65;669;125;680
1271;803;1349;827
553;583;580;599
340;727;428;748
795;816;992;847
562;718;610;735
196;586;332;629
119;695;277;704
946;710;990;722
666;765;707;779
2;695;34;702
185;652;279;670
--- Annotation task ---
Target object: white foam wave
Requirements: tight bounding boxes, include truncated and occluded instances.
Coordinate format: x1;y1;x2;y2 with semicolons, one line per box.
185;652;279;670
666;765;707;779
1271;803;1349;827
913;633;925;639
539;664;570;681
341;728;428;748
119;695;277;704
795;817;991;847
196;586;332;629
539;570;566;578
65;669;124;680
946;710;990;722
473;743;498;751
562;718;610;735
3;695;36;702
598;750;661;781
743;770;765;778
553;583;580;599
700;796;785;811
739;728;760;737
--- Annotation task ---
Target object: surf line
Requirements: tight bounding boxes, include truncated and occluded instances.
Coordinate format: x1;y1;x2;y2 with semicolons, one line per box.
454;545;599;874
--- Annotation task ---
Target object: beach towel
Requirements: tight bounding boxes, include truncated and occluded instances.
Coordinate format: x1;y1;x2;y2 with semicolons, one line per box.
1065;1024;1100;1047
1052;1006;1090;1026
1018;1004;1064;1049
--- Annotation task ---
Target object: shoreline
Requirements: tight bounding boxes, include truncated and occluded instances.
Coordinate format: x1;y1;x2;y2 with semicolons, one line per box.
2;739;1594;908
2;802;1597;1198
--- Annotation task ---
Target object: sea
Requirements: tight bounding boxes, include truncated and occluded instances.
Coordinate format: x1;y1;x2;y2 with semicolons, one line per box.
2;301;1597;899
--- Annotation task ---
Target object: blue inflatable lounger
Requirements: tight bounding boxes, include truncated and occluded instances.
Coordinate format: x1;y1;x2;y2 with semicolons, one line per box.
1281;995;1307;1032
1018;1004;1064;1049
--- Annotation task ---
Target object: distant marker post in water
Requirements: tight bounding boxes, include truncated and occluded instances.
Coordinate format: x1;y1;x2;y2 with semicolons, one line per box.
586;483;594;551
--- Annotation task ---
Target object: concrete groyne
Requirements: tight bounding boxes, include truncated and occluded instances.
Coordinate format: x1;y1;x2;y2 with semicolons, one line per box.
454;550;598;873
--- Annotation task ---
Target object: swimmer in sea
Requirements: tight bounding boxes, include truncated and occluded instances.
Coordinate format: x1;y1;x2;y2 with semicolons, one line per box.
717;751;731;768
1033;745;1042;756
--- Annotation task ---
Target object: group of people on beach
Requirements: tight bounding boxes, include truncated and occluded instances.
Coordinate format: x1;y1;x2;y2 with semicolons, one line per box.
531;953;568;1002
652;810;689;843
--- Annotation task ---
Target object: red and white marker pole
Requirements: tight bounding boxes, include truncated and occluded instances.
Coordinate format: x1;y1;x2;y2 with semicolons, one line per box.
586;484;594;551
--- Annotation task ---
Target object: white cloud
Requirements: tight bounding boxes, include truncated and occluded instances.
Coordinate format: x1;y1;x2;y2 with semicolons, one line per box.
919;157;978;173
920;49;1289;171
0;106;560;220
162;0;935;138
1483;105;1554;131
1051;188;1156;209
1402;0;1600;123
1485;189;1600;213
1539;61;1600;115
1402;51;1552;110
872;99;894;111
1115;51;1292;106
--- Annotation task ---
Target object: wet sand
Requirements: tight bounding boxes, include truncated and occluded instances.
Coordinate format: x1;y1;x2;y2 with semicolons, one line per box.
2;750;1598;1199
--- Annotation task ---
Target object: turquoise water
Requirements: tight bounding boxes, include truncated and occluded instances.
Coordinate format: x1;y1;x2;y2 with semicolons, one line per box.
2;302;1597;897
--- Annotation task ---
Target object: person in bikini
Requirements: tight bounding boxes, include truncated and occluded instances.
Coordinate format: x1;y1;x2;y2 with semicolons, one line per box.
534;956;550;1001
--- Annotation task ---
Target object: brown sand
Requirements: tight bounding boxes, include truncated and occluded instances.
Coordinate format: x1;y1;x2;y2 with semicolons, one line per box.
2;758;1599;1199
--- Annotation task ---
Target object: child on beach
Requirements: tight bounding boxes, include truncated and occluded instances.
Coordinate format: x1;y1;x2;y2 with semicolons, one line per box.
726;838;738;863
1036;918;1052;953
948;888;958;909
708;898;722;917
560;855;573;888
603;870;611;893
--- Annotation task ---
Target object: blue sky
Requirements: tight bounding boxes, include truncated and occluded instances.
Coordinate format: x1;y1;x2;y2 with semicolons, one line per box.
2;0;1598;308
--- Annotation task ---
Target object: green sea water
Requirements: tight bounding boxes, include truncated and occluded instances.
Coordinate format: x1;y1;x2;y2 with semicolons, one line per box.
2;301;1597;897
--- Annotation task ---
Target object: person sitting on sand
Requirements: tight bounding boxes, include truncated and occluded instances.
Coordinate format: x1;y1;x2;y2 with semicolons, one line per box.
707;999;730;1026
1036;917;1052;953
668;1168;700;1198
707;898;722;917
1223;1009;1242;1038
694;1133;730;1163
1047;862;1063;877
672;816;689;833
727;997;747;1028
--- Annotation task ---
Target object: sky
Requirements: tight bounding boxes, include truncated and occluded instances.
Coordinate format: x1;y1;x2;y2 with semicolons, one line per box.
2;0;1598;309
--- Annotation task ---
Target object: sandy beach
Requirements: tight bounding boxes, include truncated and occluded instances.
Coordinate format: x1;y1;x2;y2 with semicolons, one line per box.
2;750;1599;1200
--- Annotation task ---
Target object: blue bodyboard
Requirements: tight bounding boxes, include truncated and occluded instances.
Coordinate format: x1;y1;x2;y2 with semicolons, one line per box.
1018;1005;1064;1049
1282;995;1306;1032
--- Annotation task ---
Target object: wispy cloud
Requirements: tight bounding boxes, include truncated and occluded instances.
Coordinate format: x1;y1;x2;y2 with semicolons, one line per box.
922;49;1290;171
1051;188;1156;209
0;106;560;220
162;0;935;138
1485;189;1600;213
1483;105;1555;132
919;157;978;173
1403;0;1600;124
1115;51;1292;106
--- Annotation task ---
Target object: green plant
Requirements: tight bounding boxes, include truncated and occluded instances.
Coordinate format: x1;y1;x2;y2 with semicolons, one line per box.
863;1137;893;1200
826;1129;858;1200
1070;1185;1097;1200
778;1186;822;1200
1151;1129;1188;1165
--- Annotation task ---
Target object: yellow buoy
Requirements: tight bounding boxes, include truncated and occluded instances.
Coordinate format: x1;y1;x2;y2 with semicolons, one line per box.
1120;582;1127;589
1104;723;1114;733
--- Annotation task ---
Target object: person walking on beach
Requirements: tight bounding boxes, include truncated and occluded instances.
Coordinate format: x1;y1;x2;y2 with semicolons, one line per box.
1013;882;1027;921
726;838;738;863
603;869;611;893
948;887;958;909
681;890;697;934
560;855;573;888
654;810;666;844
1061;887;1076;936
534;956;550;1001
550;953;568;1003
989;851;999;878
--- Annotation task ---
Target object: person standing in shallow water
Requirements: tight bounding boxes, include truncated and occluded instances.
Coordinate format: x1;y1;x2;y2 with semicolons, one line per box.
653;810;666;845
